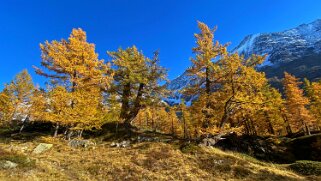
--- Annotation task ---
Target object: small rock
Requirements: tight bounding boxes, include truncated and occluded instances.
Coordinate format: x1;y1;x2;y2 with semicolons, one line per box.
32;143;53;154
68;140;95;148
120;140;130;148
110;140;130;148
2;161;18;169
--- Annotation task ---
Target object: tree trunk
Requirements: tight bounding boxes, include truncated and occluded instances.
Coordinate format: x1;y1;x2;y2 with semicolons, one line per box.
122;83;145;130
219;96;234;129
304;122;311;135
203;67;211;128
120;83;131;122
182;112;187;139
67;130;73;140
249;118;257;136
265;112;275;135
78;129;83;138
116;121;119;135
53;123;59;137
268;120;275;135
244;119;250;135
171;117;174;136
19;115;29;133
19;124;25;133
280;109;292;136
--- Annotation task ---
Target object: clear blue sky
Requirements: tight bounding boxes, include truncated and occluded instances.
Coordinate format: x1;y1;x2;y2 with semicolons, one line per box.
1;0;321;88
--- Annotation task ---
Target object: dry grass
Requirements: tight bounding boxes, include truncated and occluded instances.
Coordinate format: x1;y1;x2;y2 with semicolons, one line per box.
0;137;316;181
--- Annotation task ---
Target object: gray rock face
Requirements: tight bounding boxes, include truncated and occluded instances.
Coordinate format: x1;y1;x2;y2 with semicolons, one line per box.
1;161;18;169
68;140;96;148
233;19;321;66
32;143;53;154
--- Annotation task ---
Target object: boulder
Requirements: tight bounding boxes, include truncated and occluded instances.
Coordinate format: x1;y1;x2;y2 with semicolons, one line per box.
68;139;96;148
32;143;53;154
1;161;18;169
199;134;226;147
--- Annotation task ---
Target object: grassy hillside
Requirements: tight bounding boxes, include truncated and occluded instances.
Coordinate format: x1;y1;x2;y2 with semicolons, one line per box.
0;134;319;181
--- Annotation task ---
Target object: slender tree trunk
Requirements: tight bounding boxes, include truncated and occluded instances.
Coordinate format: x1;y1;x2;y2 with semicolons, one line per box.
304;122;311;135
171;117;174;136
220;96;234;129
249;118;257;136
115;121;119;135
78;129;83;138
19;124;25;133
120;82;131;125
19;115;29;133
281;110;292;136
244;119;250;135
64;128;68;136
203;67;211;128
53;123;59;137
265;112;275;135
268;120;275;135
182;111;186;139
67;130;73;141
151;109;155;132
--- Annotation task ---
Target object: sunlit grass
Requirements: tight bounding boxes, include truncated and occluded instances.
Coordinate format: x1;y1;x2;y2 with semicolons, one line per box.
0;137;315;181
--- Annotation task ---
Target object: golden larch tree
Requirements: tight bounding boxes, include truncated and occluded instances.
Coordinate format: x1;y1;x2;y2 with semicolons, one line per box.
186;21;227;128
283;72;314;135
108;47;167;129
34;28;112;136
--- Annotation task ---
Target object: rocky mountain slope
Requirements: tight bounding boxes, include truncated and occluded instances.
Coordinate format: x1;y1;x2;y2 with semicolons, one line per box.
166;19;321;104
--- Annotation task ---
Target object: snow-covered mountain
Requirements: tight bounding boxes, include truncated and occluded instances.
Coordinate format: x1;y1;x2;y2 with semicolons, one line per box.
233;19;321;67
164;71;198;106
165;19;321;105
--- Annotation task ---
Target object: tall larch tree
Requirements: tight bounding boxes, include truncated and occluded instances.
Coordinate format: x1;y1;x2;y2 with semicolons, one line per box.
107;47;167;129
0;85;15;125
283;72;314;135
34;28;113;136
186;21;228;128
6;70;34;132
304;79;321;130
214;53;267;131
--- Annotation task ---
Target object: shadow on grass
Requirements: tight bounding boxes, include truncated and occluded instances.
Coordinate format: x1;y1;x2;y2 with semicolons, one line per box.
0;121;53;142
